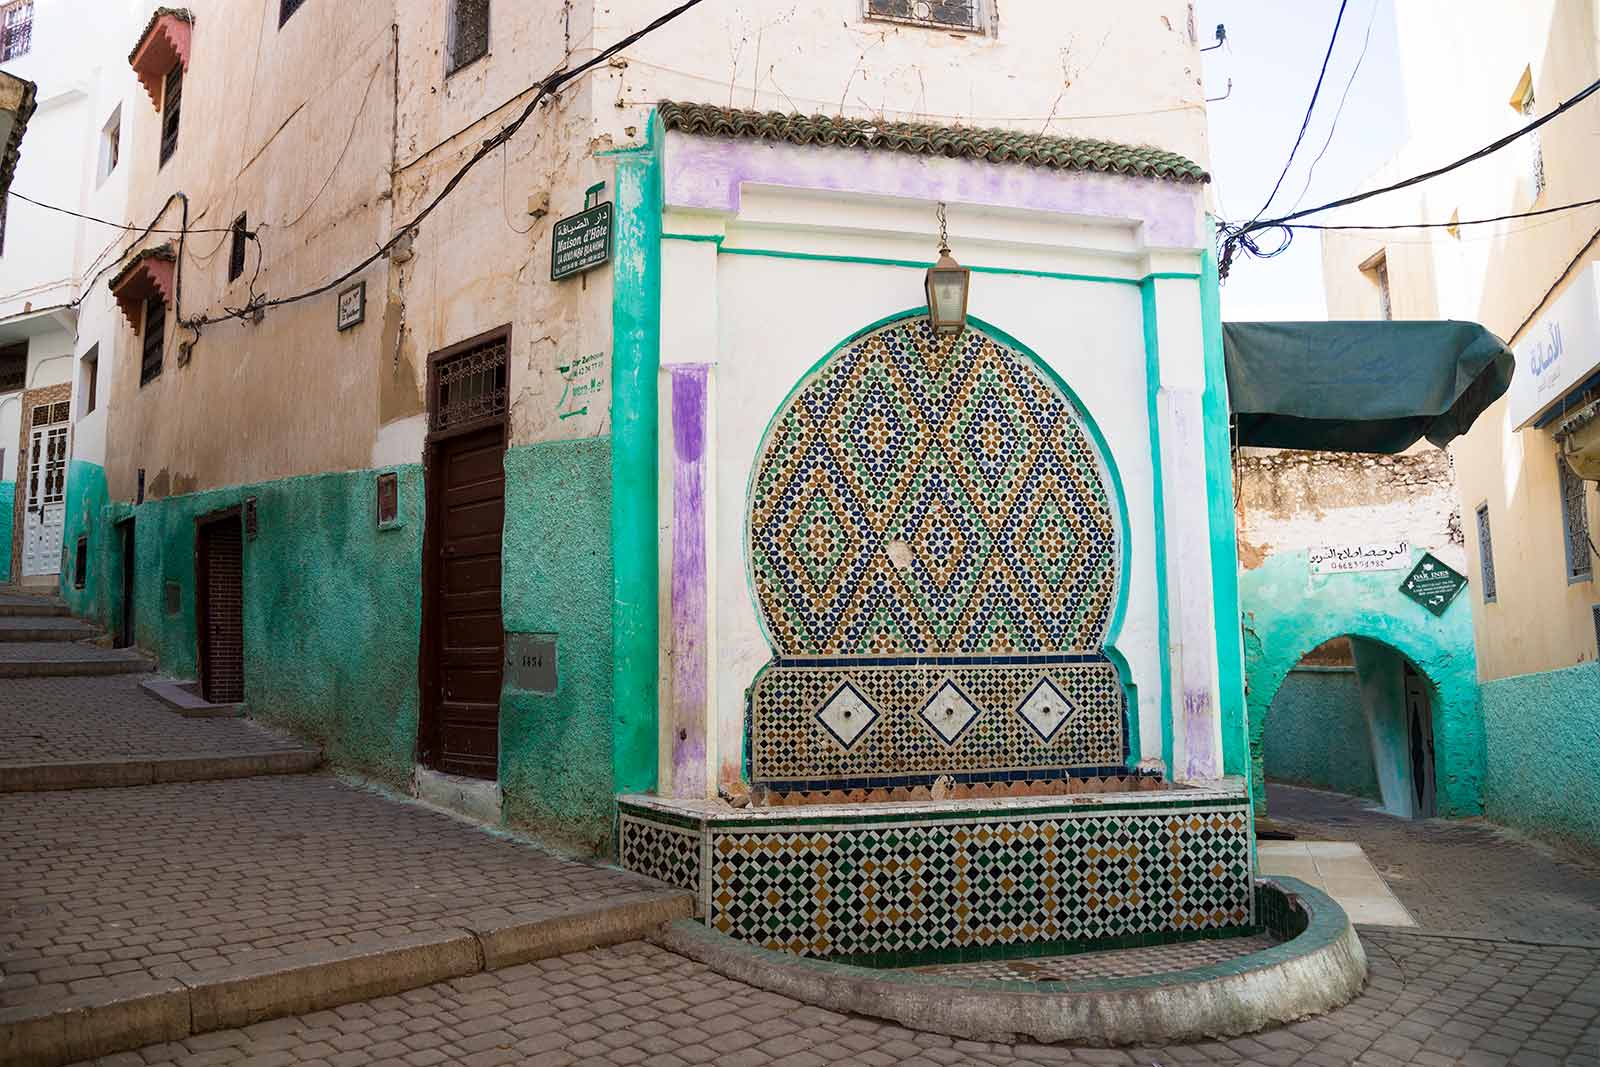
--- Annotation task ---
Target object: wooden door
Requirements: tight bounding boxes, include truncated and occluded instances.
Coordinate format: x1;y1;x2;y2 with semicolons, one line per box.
117;520;135;649
21;403;68;577
423;424;505;778
1402;662;1436;818
197;516;245;703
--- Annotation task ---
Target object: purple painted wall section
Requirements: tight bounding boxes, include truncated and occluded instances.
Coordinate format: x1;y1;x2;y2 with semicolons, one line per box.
1183;688;1219;781
669;364;710;798
662;133;1202;250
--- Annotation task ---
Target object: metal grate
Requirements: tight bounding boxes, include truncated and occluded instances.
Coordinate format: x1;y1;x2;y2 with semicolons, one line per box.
1593;604;1600;656
865;0;980;31
431;336;507;433
1559;455;1593;582
228;215;248;282
141;294;165;386
1476;504;1497;602
1;1;32;60
160;65;182;165
201;522;245;704
448;0;489;72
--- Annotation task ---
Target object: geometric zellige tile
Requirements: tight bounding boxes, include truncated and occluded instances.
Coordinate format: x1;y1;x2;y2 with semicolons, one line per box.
815;680;878;749
1016;675;1074;742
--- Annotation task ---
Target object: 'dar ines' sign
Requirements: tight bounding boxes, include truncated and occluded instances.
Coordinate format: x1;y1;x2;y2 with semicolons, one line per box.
551;202;612;281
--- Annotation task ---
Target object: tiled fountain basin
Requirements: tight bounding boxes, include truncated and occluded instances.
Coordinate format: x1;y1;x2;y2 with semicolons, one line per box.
653;876;1366;1046
617;780;1255;966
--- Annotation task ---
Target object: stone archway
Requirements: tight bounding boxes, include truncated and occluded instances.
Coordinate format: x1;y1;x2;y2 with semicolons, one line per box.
1241;552;1484;818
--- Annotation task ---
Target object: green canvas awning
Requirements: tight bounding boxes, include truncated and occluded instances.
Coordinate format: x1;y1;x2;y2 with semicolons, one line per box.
1223;321;1514;453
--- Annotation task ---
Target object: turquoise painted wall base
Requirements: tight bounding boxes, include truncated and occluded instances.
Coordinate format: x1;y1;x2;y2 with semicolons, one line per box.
1483;661;1600;854
0;480;13;584
1262;668;1380;801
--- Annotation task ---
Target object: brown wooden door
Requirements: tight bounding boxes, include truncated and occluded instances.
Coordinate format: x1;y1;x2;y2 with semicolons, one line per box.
424;424;506;778
198;518;244;704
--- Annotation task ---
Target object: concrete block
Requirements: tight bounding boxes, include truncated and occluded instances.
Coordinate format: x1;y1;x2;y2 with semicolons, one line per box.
0;977;188;1067
0;758;154;792
474;890;697;970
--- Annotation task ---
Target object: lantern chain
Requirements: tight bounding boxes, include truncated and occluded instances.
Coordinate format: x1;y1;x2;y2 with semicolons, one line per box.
937;202;949;253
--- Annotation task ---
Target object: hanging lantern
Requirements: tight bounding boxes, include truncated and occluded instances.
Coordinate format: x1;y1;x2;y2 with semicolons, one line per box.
925;203;970;335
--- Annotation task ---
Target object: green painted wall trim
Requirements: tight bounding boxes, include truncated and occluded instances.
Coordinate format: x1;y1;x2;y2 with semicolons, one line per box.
662;232;725;245
500;438;616;852
1240;549;1484;818
1200;241;1249;779
608;113;663;797
59;460;109;620
0;480;13;584
1482;661;1600;854
1139;278;1174;771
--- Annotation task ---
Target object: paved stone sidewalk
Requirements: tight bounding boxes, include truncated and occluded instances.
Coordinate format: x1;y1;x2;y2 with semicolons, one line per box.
76;932;1600;1066
1268;784;1600;943
0;775;671;1007
0;676;309;764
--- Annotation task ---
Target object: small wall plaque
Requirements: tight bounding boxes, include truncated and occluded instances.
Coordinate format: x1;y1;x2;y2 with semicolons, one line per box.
504;632;557;694
164;580;181;615
337;281;366;331
1399;552;1468;617
376;471;400;529
550;202;612;281
244;497;258;540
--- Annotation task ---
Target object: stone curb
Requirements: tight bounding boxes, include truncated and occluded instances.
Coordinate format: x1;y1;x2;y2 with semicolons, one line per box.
0;602;68;618
139;677;247;718
0;888;694;1067
652;877;1367;1047
0;626;99;642
0;750;325;792
0;655;154;678
1355;924;1600;950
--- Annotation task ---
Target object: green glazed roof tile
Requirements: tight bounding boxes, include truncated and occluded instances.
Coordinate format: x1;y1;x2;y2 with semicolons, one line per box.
658;101;1208;184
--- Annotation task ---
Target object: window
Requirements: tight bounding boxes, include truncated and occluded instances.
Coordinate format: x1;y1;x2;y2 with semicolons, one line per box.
140;293;165;386
1512;69;1546;198
0;340;24;391
1361;250;1393;320
0;1;32;61
865;0;981;32
80;346;97;415
447;0;489;73
1560;453;1593;582
74;536;87;589
1476;504;1497;603
279;0;306;26
228;214;247;282
0;191;8;257
99;105;121;182
159;64;181;166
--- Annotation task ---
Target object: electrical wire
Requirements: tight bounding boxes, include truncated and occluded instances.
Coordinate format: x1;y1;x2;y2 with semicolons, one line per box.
1283;194;1600;232
1289;0;1379;212
1248;0;1350;223
7;191;235;234
186;0;710;329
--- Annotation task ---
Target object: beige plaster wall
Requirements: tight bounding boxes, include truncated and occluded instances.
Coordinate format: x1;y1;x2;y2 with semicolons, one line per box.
1321;0;1600;679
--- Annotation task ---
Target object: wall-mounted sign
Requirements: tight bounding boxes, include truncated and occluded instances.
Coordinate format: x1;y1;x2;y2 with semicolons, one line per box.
1509;262;1600;428
551;202;612;281
1399;552;1468;617
375;472;399;528
337;281;366;331
504;632;557;693
1309;541;1411;574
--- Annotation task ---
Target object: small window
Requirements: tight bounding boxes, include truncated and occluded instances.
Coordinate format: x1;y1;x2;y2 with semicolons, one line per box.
140;293;165;386
865;0;981;32
0;1;32;61
1360;250;1393;320
447;0;489;73
1592;603;1600;657
80;345;98;416
279;0;306;26
0;340;24;392
1476;503;1497;603
228;214;248;282
159;65;182;166
74;536;87;590
99;105;121;182
1560;453;1593;582
1512;69;1546;198
0;191;8;257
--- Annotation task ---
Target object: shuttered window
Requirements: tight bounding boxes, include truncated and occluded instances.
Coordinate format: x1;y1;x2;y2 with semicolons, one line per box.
1476;504;1497;603
140;293;165;386
1560;455;1593;582
159;65;182;166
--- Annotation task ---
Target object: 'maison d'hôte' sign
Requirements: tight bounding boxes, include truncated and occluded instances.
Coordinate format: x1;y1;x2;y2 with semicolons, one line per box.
550;202;612;281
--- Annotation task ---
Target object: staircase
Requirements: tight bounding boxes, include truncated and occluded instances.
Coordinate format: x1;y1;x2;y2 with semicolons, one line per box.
0;590;154;677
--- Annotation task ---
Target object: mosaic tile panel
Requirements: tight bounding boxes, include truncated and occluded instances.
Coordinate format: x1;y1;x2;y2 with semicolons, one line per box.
617;813;701;892
750;659;1125;783
748;317;1120;658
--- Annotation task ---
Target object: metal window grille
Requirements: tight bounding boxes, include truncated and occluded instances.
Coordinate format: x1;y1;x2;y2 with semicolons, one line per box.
865;0;980;31
1560;454;1593;582
159;65;182;165
448;0;489;72
1;2;32;60
49;400;68;423
1520;96;1547;197
1476;504;1497;602
28;412;65;507
279;0;306;27
1593;603;1600;656
0;341;24;391
431;336;507;433
140;293;165;386
228;215;248;282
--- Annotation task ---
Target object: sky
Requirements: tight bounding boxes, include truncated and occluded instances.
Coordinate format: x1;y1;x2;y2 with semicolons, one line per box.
1197;0;1410;321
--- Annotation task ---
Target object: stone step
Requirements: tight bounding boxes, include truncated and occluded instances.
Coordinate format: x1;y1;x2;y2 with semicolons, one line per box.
0;616;102;642
0;594;70;618
0;748;325;792
0;645;154;677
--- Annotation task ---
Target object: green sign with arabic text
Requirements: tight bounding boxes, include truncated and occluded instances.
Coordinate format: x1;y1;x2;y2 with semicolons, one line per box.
1399;552;1468;617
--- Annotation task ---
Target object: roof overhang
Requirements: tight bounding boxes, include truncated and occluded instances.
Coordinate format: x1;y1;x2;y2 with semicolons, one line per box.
1223;320;1514;453
129;8;193;107
109;244;177;328
0;70;37;203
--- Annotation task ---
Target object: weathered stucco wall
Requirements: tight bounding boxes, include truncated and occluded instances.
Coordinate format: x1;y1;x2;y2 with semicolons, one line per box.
1483;660;1600;856
1241;550;1483;817
0;480;12;583
1262;667;1380;801
59;460;109;619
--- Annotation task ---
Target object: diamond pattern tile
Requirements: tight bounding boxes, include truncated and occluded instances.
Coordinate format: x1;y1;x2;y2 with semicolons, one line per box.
815;681;879;749
1017;675;1075;742
918;679;980;745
